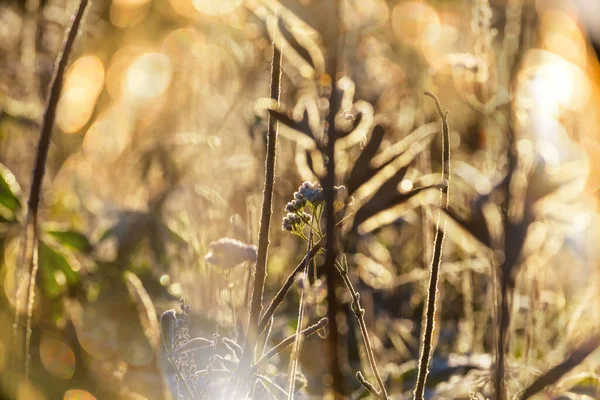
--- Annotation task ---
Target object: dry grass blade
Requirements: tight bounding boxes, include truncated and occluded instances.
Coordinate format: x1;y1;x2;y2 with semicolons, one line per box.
250;317;329;374
124;271;160;349
519;334;600;399
168;337;214;357
346;124;385;194
268;108;315;143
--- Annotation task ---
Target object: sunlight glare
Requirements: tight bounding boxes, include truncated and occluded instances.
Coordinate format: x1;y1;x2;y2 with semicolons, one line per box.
126;53;172;99
110;0;151;27
83;102;133;164
63;389;97;400
40;336;76;379
192;0;242;16
56;56;105;134
392;2;441;47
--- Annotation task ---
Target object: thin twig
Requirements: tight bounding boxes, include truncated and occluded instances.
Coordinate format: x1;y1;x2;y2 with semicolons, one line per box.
338;255;388;399
356;371;382;399
223;337;243;359
257;238;323;333
287;226;313;399
228;27;283;398
250;317;329;375
256;213;353;334
413;92;450;400
259;374;289;398
13;0;90;378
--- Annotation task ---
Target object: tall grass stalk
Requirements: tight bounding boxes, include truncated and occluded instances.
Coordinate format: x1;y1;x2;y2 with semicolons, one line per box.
228;32;282;398
413;92;450;400
12;0;89;378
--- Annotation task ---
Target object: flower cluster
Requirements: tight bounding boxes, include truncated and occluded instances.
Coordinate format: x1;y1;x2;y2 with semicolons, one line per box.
296;181;325;205
204;238;258;269
285;196;307;213
282;181;349;236
282;211;312;233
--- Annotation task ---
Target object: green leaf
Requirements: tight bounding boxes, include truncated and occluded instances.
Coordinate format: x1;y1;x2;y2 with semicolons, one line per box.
0;163;21;219
46;229;93;253
38;240;81;299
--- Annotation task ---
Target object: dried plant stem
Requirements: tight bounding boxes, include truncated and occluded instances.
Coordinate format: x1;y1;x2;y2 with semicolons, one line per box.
229;37;282;398
337;256;388;399
257;215;354;333
287;228;313;399
258;239;323;333
250;317;329;375
257;316;273;360
12;0;89;378
413;92;450;400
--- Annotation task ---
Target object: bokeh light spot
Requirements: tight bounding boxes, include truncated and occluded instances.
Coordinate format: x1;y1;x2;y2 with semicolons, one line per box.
40;337;76;379
56;56;105;134
162;28;203;65
83;103;133;164
110;0;151;28
392;2;440;47
192;0;242;16
126;53;172;99
63;389;97;400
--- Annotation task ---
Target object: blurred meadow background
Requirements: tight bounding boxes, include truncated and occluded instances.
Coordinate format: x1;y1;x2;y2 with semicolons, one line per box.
1;0;600;399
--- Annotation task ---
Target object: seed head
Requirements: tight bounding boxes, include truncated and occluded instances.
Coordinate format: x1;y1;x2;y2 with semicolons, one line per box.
204;238;258;269
299;181;325;204
285;197;308;213
282;212;311;233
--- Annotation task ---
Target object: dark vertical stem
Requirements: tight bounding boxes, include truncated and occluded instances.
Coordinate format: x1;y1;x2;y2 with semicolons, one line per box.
323;111;344;399
28;0;89;216
13;0;90;378
495;272;510;399
414;92;450;400
495;5;530;390
495;139;517;400
323;0;344;393
229;43;282;398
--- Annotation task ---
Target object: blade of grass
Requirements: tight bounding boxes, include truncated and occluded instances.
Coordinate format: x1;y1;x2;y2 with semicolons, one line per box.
519;334;600;399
